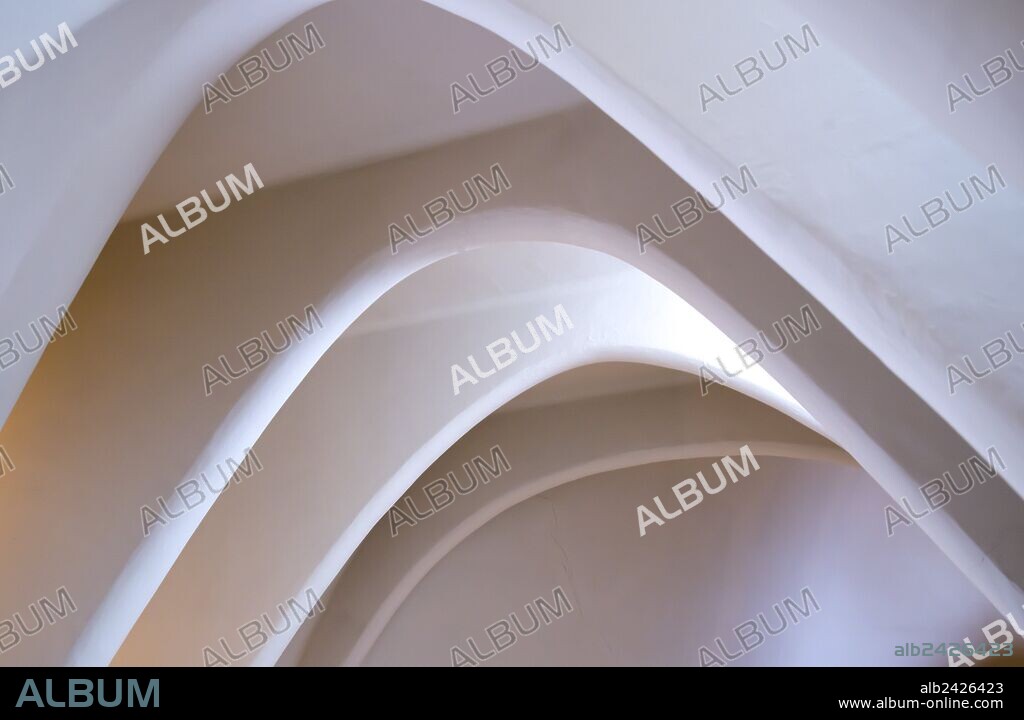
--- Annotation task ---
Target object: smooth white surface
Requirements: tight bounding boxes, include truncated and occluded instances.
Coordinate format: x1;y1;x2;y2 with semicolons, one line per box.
361;457;994;666
286;380;845;667
0;0;1021;667
112;242;808;666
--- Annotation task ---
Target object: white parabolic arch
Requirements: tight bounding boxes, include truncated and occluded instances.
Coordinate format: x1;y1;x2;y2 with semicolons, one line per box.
282;383;996;667
109;228;1017;667
0;0;1019;665
74;109;1024;665
58;130;1024;666
111;239;821;666
289;385;850;667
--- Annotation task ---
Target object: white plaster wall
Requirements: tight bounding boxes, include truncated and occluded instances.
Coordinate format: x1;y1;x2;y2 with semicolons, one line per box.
112;242;805;666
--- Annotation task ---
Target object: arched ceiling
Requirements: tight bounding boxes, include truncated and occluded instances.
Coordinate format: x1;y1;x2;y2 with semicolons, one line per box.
0;0;1021;670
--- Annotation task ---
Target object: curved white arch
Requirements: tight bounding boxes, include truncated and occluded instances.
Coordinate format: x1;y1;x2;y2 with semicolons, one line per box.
92;98;1023;666
112;241;813;666
3;0;1020;505
424;0;1024;499
287;382;845;667
1;102;1020;667
0;0;1019;667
